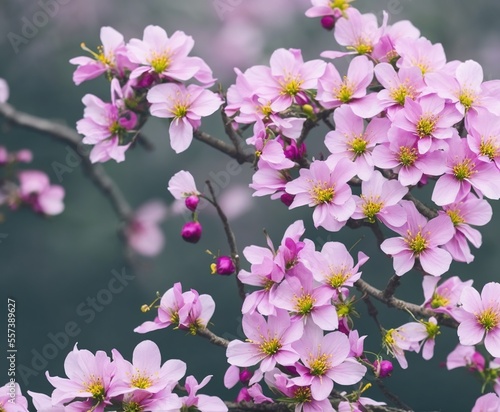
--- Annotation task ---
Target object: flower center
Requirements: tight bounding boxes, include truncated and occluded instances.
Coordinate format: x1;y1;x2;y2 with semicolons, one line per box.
398;146;418;166
406;230;428;255
263;278;276;291
416;115;437;138
131;373;152;389
261;104;273;117
309;353;332;376
348;39;373;55
109;120;126;137
259;337;282;356
330;0;350;11
390;84;415;106
86;378;105;402
311;183;335;205
294;293;315;315
123;402;143;412
349;136;368;156
424;321;440;338
452;159;475;180
430;293;450;309
327;267;350;288
293;386;312;404
361;195;383;223
477;308;499;332
149;51;171;73
459;89;476;111
446;209;465;226
383;329;396;346
479;138;499;160
281;76;304;97
335;78;354;103
170;310;179;325
173;103;189;119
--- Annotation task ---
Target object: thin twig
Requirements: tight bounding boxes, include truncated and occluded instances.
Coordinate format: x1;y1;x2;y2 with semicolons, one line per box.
382;275;401;301
361;293;384;333
375;379;413;411
194;129;255;164
196;326;230;348
205;180;246;301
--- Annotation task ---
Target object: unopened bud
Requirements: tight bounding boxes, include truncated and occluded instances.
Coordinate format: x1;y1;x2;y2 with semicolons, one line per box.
181;221;202;243
185;195;200;212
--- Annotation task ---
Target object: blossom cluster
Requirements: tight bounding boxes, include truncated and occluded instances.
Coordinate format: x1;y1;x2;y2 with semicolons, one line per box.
23;340;226;412
71;26;222;162
0;145;65;217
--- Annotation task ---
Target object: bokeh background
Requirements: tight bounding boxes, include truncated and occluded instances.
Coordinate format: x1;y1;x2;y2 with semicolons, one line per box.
2;0;500;410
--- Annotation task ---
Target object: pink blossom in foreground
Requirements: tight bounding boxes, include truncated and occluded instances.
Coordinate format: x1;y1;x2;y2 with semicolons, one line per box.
472;393;500;412
0;78;9;103
391;94;462;154
351;170;408;228
322;8;384;59
125;200;167;256
110;340;186;396
380;201;454;276
18;170;65;216
372;129;447;186
147;83;222;153
422;275;473;319
0;382;29;412
167;170;200;200
467;111;500;170
293;325;366;400
325;105;390;180
432;137;500;206
305;0;353;19
249;48;326;112
458;282;500;358
382;322;427;369
28;390;66;411
271;269;339;330
179;375;228;412
317;57;382;118
439;194;492;263
425;59;500;118
70;26;135;85
127;26;202;82
371;19;420;63
226;309;303;373
45;344;117;411
285;157;356;232
395;36;447;76
250;159;289;199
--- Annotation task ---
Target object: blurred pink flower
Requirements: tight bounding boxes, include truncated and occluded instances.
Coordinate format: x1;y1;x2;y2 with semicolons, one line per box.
18;170;65;216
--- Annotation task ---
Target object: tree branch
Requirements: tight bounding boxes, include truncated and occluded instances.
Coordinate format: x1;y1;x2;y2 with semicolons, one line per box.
196;326;230;348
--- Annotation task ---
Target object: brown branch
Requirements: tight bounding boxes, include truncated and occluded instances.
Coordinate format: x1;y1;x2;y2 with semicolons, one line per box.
194;129;255;164
382;275;401;301
196;326;230;348
403;192;438;219
375;379;413;411
205;180;246;301
224;400;415;412
355;278;459;329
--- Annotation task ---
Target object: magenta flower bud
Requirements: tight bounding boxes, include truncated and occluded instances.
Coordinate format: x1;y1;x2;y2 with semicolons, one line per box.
118;111;138;130
215;255;235;275
469;351;486;372
374;360;393;378
321;15;336;31
181;221;202;243
284;141;307;161
280;193;295;207
239;368;252;383
16;149;33;163
185;195;200;212
236;387;251;403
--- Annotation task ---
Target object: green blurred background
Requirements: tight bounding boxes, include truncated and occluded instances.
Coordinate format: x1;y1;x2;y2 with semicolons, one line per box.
2;0;500;410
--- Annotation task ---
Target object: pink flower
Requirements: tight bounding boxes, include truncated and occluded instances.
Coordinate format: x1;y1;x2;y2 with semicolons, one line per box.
285;157;356;232
70;26;134;85
382;322;427;369
110;340;186;396
180;375;228;412
431;137;500;206
395;37;447;76
467;111;500;170
422;275;473;319
226;309;303;373
446;344;485;372
18;170;65;215
45;344;117;411
305;0;353;19
458;282;500;358
0;382;29;412
325;105;390;180
250;159;289;199
147;83;222;153
380;200;454;276
271;270;339;330
167;170;200;200
126;201;167;256
292;325;366;400
351;170;408;228
425;60;500;118
472;393;500;412
372;129;446;186
127;26;202;82
391;94;462;154
439;194;492;263
317;57;382;118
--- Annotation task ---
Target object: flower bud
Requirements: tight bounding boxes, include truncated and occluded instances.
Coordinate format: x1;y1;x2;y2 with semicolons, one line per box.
16;149;33;163
181;221;202;243
374;360;393;378
185;195;200;212
239;368;252;383
213;255;235;275
280;193;295;207
236;387;251;403
321;15;336;31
